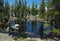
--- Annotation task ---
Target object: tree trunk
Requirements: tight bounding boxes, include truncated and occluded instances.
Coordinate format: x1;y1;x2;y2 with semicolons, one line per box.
39;22;44;39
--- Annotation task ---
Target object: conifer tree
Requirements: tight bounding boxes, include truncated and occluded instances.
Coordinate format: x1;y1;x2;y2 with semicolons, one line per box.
39;0;45;39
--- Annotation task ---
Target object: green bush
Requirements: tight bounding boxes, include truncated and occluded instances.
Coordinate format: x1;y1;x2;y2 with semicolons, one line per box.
53;28;60;35
44;23;50;27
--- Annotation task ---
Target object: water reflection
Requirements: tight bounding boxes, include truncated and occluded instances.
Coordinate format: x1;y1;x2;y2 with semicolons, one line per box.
26;21;41;37
26;21;54;37
9;20;54;37
26;21;32;32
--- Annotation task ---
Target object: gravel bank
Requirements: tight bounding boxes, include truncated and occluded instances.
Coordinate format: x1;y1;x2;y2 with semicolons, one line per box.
0;33;15;41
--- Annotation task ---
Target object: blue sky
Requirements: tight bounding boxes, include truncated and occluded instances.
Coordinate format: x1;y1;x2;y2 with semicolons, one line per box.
4;0;46;7
26;0;41;7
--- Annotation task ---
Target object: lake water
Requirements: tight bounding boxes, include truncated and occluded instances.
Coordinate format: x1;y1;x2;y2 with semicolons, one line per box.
26;21;40;37
25;21;54;37
10;21;54;37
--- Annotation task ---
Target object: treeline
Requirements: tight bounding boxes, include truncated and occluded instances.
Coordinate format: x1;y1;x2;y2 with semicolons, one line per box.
0;0;59;22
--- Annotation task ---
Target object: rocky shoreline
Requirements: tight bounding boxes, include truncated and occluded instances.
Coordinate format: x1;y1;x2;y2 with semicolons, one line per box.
0;33;15;41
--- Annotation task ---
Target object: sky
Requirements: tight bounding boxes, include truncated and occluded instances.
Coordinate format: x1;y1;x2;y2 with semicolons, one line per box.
4;0;47;8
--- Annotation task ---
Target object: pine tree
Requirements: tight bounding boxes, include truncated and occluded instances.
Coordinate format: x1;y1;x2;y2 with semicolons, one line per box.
27;5;30;15
18;0;28;36
4;0;10;20
0;0;4;22
31;2;37;16
39;0;45;18
35;3;38;15
31;2;34;15
39;0;45;39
